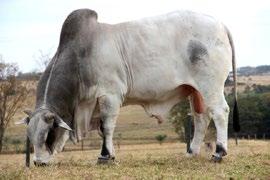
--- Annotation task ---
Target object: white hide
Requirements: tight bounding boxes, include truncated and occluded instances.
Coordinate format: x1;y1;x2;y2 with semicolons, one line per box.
74;11;232;153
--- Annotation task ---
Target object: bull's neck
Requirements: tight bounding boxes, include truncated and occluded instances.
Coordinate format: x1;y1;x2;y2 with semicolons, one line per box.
36;52;79;118
43;55;58;106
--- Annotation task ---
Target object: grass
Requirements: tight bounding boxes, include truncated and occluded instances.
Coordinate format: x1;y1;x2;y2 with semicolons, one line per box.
2;77;270;178
0;140;269;179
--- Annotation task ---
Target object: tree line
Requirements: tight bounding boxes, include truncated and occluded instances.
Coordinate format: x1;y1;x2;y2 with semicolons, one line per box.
227;86;270;138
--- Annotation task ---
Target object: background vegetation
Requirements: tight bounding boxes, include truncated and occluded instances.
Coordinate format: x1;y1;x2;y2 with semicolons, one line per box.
227;85;270;138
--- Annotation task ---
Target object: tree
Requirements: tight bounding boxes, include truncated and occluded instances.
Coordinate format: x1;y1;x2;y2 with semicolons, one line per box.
227;90;270;138
0;56;28;152
34;50;51;72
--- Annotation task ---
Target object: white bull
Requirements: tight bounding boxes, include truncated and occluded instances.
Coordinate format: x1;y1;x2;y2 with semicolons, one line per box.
17;9;239;165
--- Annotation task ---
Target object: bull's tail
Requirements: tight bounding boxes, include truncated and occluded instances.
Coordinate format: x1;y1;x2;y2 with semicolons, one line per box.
226;27;240;132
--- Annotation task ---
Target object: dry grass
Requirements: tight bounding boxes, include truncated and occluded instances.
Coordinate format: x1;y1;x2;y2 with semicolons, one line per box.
238;75;270;86
225;74;270;94
0;140;269;179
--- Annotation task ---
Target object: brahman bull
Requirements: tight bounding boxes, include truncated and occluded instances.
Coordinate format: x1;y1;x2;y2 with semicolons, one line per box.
17;9;239;165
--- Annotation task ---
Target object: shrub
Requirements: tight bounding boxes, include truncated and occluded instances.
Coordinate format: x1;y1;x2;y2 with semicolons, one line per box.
155;134;167;145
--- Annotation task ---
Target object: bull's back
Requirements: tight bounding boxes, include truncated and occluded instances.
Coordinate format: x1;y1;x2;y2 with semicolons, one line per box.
104;11;231;100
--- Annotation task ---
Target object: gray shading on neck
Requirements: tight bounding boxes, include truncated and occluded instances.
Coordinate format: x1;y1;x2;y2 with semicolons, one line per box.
35;51;79;122
35;9;98;123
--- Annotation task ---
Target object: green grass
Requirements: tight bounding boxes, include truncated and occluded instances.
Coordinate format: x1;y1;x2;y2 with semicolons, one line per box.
0;140;269;179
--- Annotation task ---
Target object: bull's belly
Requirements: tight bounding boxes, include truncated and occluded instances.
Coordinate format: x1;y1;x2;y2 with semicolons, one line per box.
124;82;205;124
123;88;180;123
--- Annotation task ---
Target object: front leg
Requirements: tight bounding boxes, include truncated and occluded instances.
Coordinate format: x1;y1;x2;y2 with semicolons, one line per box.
186;98;210;156
187;112;210;156
98;121;116;163
97;95;120;164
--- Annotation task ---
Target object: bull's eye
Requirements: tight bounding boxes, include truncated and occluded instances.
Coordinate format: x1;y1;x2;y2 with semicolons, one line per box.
45;128;56;154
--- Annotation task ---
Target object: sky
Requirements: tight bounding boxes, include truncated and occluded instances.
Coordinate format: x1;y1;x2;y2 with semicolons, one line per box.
0;0;270;72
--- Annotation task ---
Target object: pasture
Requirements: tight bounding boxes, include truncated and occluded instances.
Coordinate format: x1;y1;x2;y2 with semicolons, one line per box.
0;140;269;179
1;77;270;179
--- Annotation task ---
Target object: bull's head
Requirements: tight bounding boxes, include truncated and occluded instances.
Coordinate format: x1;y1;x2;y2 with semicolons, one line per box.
16;109;72;166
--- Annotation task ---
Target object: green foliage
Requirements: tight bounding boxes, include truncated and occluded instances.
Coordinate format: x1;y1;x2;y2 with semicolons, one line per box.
252;84;270;94
169;99;216;142
169;99;190;142
227;88;270;137
155;134;167;145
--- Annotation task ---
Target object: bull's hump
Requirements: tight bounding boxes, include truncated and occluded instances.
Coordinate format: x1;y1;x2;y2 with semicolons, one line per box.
59;9;98;48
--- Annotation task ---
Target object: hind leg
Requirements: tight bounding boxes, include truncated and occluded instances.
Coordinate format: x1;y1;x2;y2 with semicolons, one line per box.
208;95;230;162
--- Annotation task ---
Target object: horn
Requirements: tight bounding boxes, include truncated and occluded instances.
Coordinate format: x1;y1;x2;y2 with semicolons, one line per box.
23;110;33;116
15;117;30;125
55;116;72;131
69;131;77;144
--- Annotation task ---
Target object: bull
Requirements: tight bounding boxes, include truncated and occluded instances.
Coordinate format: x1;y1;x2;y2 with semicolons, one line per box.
17;9;239;165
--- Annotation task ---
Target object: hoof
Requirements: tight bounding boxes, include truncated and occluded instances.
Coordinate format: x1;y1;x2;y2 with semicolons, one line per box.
34;161;49;167
185;148;193;158
185;148;199;158
185;153;193;158
211;154;223;163
97;156;115;164
216;144;227;156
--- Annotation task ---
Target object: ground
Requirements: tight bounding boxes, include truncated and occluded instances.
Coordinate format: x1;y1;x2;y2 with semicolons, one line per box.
0;140;269;179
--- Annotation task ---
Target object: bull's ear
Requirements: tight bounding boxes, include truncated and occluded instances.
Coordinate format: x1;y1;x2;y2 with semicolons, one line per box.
55;117;72;131
15;117;30;125
23;109;33;116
